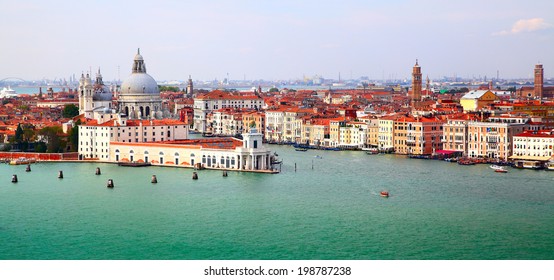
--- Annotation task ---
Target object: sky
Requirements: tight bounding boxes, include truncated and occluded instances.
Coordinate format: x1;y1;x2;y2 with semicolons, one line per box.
1;0;553;82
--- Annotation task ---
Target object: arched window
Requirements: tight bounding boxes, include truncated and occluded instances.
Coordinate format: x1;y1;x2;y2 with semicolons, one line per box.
174;152;179;156
159;151;164;155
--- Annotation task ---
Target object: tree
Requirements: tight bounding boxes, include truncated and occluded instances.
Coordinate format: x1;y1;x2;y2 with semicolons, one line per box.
62;104;79;118
38;126;64;153
68;119;81;152
15;124;24;144
158;86;180;92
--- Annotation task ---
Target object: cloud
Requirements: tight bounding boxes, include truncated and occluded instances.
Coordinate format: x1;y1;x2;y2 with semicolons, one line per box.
494;18;553;36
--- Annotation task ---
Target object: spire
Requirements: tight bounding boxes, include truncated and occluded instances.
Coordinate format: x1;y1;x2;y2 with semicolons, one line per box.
138;48;140;55
415;59;418;66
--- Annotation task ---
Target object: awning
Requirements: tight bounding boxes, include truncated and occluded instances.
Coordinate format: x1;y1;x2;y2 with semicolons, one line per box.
508;155;552;161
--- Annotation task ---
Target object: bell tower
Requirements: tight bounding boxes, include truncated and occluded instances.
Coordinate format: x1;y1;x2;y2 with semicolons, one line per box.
411;59;422;104
534;63;543;99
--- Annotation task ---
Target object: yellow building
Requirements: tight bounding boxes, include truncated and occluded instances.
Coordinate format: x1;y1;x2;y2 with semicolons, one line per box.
460;90;500;112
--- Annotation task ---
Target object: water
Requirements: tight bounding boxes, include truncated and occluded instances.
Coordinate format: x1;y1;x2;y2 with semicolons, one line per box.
0;146;553;260
5;87;65;95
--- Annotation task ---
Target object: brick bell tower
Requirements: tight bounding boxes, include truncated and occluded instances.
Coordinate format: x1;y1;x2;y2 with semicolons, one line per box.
411;59;422;106
534;63;543;99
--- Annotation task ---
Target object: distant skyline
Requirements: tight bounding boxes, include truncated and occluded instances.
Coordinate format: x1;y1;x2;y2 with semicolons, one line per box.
1;0;553;82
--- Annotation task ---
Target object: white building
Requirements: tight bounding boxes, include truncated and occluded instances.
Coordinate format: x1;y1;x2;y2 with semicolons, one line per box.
512;130;554;160
78;117;189;160
193;91;263;133
109;128;274;172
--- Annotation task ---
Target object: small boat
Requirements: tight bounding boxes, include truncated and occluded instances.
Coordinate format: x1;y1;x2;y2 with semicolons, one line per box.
295;148;308;152
546;162;554;171
365;149;379;155
9;158;36;165
380;191;389;198
314;155;323;159
490;165;507;173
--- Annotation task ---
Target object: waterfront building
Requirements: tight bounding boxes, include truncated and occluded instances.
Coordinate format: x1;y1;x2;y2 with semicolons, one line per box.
211;108;245;136
394;116;444;155
193;90;263;133
78;117;189;160
442;116;475;156
378;115;397;152
300;118;329;147
338;121;367;149
329;119;345;147
359;116;379;148
283;108;312;143
460;90;500;112
109;127;273;171
511;130;554;161
467;116;530;160
265;107;287;143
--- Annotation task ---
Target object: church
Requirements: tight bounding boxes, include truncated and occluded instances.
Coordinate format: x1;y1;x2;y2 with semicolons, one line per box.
76;50;275;173
78;49;170;120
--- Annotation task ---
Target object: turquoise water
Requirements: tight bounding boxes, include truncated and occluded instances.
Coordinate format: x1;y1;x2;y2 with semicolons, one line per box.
0;145;553;260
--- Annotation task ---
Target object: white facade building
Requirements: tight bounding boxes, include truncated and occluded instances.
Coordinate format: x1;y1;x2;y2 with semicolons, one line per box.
78;117;189;160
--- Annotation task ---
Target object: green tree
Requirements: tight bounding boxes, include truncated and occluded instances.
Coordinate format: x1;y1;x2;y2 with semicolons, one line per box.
68;119;81;152
34;142;47;153
62;104;79;118
39;126;64;153
15;124;24;144
158;86;180;92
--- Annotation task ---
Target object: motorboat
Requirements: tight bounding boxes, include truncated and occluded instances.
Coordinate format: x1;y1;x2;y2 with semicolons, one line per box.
295;148;308;152
490;165;507;173
380;191;389;198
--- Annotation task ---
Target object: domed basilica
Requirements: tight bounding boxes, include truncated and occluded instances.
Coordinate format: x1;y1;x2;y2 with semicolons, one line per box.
78;49;170;120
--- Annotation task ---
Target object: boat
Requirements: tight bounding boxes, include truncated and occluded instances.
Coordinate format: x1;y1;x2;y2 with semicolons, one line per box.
444;157;458;162
295;148;308;152
364;148;379;155
380;191;389;198
546;162;554;171
490;165;508;173
0;86;17;98
513;160;544;170
9;158;36;165
314;155;323;159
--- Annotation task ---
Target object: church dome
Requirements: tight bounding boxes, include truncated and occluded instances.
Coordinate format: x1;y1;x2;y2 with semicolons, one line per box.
93;84;113;101
120;73;159;95
119;49;160;96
